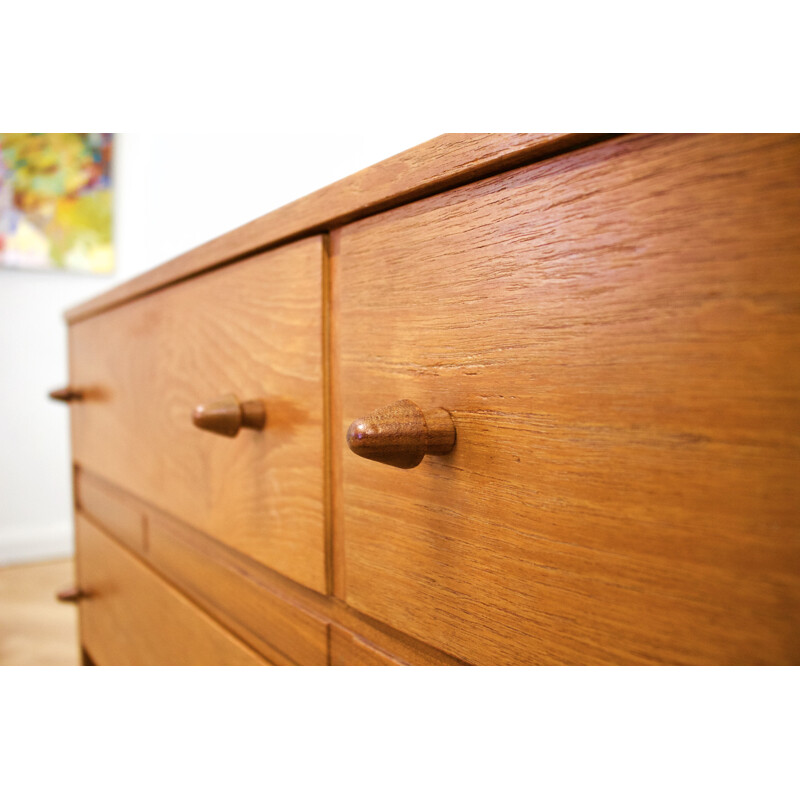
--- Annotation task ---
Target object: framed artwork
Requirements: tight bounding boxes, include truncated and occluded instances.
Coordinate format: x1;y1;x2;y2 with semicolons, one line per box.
0;133;113;274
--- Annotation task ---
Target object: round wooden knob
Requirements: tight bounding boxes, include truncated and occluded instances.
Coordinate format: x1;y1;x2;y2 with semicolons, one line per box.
49;387;83;402
191;394;266;437
346;399;456;469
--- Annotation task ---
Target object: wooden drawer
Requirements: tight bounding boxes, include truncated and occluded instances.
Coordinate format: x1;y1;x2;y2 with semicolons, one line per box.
75;514;266;665
69;238;326;592
332;134;800;664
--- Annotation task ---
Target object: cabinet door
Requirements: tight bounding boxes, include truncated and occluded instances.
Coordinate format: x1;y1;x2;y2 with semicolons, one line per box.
333;134;800;664
70;237;326;592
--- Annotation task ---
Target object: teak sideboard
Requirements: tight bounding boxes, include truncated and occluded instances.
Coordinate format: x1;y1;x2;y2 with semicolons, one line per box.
53;134;800;665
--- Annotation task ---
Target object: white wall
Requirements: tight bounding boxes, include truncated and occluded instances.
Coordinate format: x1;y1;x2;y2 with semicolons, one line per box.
0;131;437;565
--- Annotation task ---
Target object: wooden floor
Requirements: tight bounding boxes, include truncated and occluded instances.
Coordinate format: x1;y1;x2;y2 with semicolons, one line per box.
0;558;80;666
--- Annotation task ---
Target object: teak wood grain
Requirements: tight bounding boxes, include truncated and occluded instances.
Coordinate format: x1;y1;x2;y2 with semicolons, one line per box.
69;237;327;592
75;515;266;666
64;135;610;324
332;133;800;665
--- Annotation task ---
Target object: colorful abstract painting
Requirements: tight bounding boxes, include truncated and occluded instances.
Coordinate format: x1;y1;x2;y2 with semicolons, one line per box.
0;133;113;274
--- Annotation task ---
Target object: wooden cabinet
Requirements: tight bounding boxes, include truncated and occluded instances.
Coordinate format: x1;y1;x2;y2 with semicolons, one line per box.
59;133;800;665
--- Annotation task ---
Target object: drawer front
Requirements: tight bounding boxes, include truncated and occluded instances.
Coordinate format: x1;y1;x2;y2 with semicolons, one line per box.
70;238;326;592
76;515;266;665
333;134;800;664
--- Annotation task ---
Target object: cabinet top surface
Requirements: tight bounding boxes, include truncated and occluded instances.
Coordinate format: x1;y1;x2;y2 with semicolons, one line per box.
64;133;606;324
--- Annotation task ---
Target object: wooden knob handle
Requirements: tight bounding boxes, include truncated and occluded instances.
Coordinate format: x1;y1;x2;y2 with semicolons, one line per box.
56;587;87;603
191;394;266;438
346;399;456;469
49;387;83;402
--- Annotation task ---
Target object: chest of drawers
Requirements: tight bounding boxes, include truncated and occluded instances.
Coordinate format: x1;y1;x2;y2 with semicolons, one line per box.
55;133;800;665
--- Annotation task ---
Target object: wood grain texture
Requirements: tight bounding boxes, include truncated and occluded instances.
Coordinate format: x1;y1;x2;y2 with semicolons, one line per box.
77;470;146;554
332;133;800;665
147;512;329;666
64;135;611;324
70;238;327;592
76;469;465;665
330;627;404;665
75;515;266;665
